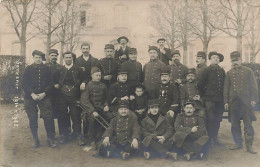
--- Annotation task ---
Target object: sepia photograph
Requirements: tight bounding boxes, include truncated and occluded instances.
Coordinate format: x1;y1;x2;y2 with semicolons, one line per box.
0;0;260;167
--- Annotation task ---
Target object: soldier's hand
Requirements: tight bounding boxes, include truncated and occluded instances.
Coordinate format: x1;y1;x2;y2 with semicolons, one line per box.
175;79;182;84
104;106;109;112
191;126;198;133
37;92;46;100
54;84;60;89
121;54;127;59
167;110;175;118
224;103;229;111
161;49;166;54
104;75;112;80
193;95;200;101
131;138;138;149
31;93;39;100
121;96;129;101
130;95;135;101
80;83;86;91
103;137;110;147
93;112;99;117
251;101;256;107
157;136;165;144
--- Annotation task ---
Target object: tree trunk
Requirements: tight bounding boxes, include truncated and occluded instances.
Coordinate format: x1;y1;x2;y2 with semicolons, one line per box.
236;0;243;61
20;3;27;60
182;0;188;65
45;0;52;63
202;0;209;57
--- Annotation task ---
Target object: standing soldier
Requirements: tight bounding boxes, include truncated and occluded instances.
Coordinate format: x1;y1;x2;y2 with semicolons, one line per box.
121;48;143;92
195;51;207;81
75;42;101;88
100;44;121;88
114;36;130;63
143;46;165;98
224;51;258;154
198;52;225;145
54;51;85;145
22;50;56;148
169;50;189;86
157;38;172;65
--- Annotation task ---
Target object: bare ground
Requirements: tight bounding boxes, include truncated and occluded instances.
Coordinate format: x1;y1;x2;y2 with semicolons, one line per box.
1;104;260;167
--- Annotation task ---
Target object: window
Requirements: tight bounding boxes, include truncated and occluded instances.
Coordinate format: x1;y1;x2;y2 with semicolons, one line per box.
80;3;93;27
80;11;86;26
114;4;128;28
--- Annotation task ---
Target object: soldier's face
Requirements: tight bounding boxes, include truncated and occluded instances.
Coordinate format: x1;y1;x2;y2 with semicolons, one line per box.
33;55;43;64
196;57;205;65
120;39;127;47
129;53;137;60
172;54;181;63
161;75;170;84
231;58;241;67
63;54;73;65
49;53;58;63
81;45;90;55
118;107;129;116
149;106;159;115
210;55;220;65
184;104;195;116
105;49;114;58
135;88;144;96
158;40;165;47
118;74;127;83
92;72;101;82
186;73;196;83
148;50;158;59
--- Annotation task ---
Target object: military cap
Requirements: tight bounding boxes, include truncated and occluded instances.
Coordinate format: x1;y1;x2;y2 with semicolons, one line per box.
148;45;159;53
128;48;137;54
157;38;166;43
118;100;129;108
91;67;101;75
104;44;114;50
230;51;241;60
117;36;129;43
196;51;206;59
32;50;45;59
117;68;128;75
208;51;224;62
49;49;59;55
172;50;180;56
183;101;195;107
160;66;171;76
186;68;196;76
148;99;159;108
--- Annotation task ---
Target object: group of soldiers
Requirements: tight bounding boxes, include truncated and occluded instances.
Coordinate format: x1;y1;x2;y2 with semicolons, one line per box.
22;36;258;161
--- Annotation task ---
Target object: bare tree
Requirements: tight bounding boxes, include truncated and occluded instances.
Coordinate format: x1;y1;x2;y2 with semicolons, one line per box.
2;0;37;59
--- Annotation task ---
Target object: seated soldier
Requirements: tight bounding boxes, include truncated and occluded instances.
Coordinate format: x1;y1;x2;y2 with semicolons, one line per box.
81;67;113;149
141;99;177;160
180;68;205;117
129;84;148;123
99;100;140;160
173;101;209;161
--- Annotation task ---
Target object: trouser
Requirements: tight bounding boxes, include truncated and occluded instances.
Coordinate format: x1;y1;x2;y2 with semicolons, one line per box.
194;101;206;118
180;135;209;154
144;139;176;157
205;101;224;141
24;97;55;140
230;98;254;148
99;142;138;157
56;94;81;137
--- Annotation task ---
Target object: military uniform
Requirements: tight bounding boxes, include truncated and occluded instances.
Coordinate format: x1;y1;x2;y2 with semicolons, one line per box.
75;54;101;84
224;53;258;150
22;61;55;143
100;57;121;88
173;112;209;155
143;58;165;97
169;63;189;85
158;47;172;65
114;46;130;63
196;63;207;81
197;52;225;143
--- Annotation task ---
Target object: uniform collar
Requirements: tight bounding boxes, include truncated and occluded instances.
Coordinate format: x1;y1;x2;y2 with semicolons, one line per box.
149;58;158;62
64;63;73;70
31;63;43;69
197;63;206;68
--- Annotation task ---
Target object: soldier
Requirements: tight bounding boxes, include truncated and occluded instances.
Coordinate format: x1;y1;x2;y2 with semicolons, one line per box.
81;67;113;149
100;44;121;88
75;42;101;88
173;101;209;160
197;51;225;145
180;68;205;118
22;50;56;148
195;51;207;81
157;38;172;65
54;51;85;145
121;48;143;92
99;100;140;160
114;36;130;63
169;50;189;86
108;69;130;116
143;46;165;98
141;99;177;160
224;51;258;154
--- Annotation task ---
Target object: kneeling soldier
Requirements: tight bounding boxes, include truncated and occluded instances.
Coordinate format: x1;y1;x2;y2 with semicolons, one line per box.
141;99;177;160
173;101;209;160
99;100;140;160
